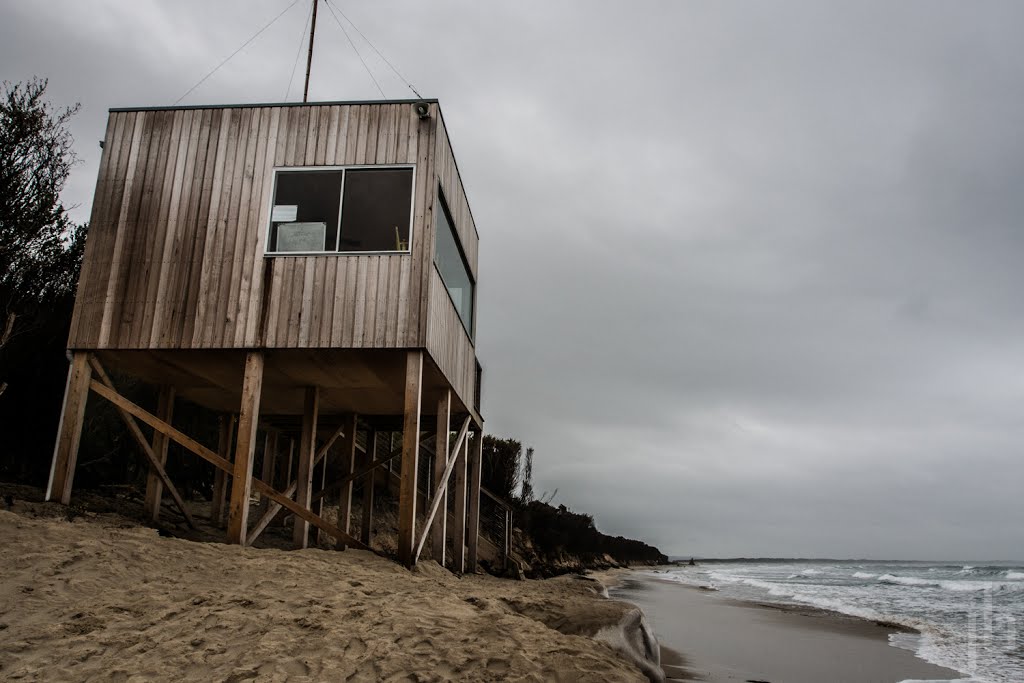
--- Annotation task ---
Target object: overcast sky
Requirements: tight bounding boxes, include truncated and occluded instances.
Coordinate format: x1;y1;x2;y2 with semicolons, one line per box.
3;0;1022;560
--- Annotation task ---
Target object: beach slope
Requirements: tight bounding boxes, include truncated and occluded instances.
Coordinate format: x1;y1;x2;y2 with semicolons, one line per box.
0;508;652;682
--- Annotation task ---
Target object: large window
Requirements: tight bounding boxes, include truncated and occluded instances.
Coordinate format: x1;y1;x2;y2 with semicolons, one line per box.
267;166;413;254
434;191;475;335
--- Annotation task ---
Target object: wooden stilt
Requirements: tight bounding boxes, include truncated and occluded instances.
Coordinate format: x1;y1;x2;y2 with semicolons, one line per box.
431;391;451;564
258;430;278;517
336;412;358;550
226;351;264;545
282;438;295;527
314;452;328;546
466;428;483;571
361;430;376;546
504;508;513;572
452;428;469;574
143;385;175;522
47;352;92;504
292;385;320;549
397;350;423;567
211;415;234;527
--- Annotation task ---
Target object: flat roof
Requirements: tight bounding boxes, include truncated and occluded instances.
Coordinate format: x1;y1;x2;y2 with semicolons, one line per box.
109;98;438;113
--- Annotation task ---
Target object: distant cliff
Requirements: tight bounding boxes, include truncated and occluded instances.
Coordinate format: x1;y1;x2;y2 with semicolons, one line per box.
509;501;668;578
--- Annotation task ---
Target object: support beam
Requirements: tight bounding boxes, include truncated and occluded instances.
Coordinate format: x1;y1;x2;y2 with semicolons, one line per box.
466;428;484;570
87;380;364;553
143;385;175;522
335;412;357;550
361;430;376;546
292;386;320;549
413;416;471;564
227;352;264;545
47;352;92;504
312;447;399;502
88;379;231;472
504;508;513;572
397;350;423;567
258;430;279;517
431;391;451;564
251;477;367;551
211;415;235;527
452;427;469;574
86;358;195;529
248;424;349;546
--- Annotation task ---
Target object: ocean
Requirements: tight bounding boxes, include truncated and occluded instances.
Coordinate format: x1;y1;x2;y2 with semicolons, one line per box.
649;560;1024;683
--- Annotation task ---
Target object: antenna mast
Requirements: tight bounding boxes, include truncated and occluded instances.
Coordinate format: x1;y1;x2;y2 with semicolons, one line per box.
303;0;319;102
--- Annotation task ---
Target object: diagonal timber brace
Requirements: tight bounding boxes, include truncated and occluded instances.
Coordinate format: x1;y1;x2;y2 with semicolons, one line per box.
246;422;347;546
414;415;471;564
87;356;196;529
312;448;401;504
86;375;368;551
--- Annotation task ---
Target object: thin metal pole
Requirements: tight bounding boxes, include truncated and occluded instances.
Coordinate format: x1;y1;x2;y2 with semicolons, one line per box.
303;0;319;103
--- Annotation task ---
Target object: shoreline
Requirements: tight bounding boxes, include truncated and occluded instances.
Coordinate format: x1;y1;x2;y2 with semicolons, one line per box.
606;569;964;683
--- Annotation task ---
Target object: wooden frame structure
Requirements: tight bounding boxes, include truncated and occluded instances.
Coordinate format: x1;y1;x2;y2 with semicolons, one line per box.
47;99;485;570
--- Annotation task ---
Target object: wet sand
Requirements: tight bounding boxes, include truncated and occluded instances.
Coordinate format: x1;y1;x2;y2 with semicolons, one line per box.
610;573;963;683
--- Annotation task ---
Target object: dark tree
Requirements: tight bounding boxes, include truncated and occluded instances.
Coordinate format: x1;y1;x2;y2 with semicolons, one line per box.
481;435;522;502
520;446;534;503
0;77;86;389
0;78;87;483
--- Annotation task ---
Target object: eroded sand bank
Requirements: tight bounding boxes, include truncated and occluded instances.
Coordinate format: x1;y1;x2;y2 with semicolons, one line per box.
0;508;654;682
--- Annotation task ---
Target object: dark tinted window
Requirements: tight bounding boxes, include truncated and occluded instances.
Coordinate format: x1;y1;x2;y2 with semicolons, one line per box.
434;193;474;334
269;170;342;252
339;168;414;252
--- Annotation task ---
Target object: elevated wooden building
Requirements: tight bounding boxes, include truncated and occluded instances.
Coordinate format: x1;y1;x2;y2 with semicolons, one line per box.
46;99;486;569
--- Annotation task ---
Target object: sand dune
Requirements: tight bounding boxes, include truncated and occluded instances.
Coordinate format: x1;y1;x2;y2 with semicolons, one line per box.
0;508;652;682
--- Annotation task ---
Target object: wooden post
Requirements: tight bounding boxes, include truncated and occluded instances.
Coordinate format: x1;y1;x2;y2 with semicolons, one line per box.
292;386;320;549
431;391;451;564
360;430;376;546
452;427;469;574
143;385;175;521
258;430;278;517
226;351;264;545
211;415;235;527
466;428;483;571
504;508;513;573
47;352;93;504
336;412;358;549
397;350;423;567
314;451;328;546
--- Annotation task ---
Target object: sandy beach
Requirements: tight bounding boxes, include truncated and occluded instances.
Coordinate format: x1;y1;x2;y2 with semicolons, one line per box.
0;495;975;683
610;573;964;683
0;504;658;682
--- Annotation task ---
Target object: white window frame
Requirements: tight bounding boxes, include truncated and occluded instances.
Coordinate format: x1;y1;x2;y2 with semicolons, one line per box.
263;163;416;256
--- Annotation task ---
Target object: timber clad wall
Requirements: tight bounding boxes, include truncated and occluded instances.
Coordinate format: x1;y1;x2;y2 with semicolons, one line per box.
424;113;479;406
68;100;480;412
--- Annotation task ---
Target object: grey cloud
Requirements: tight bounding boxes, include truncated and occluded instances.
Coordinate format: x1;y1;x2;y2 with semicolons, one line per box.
3;0;1022;559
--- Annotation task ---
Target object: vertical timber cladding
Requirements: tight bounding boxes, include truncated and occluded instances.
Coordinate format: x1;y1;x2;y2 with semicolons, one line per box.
66;101;440;351
423;111;480;413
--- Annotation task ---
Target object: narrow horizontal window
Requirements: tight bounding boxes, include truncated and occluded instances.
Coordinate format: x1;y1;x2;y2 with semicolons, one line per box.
434;190;475;336
266;166;414;254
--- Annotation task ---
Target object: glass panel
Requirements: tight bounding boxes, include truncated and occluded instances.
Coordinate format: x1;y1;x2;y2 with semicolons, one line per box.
339;168;413;252
269;170;342;252
276;222;326;252
434;195;475;334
